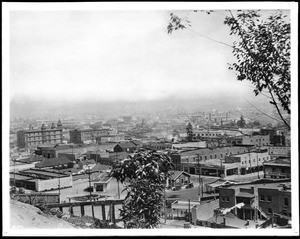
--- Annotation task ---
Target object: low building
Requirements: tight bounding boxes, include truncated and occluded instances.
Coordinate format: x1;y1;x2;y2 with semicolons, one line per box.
218;181;291;223
166;171;191;189
226;134;270;147
36;143;116;159
171;200;199;219
91;173;113;193
182;159;240;178
11;168;73;192
99;134;125;144
113;141;138;153
268;146;291;159
263;157;291;179
69;128;110;144
35;156;73;169
169;145;254;171
258;183;291;219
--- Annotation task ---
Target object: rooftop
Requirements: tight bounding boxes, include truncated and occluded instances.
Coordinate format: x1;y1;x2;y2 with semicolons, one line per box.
35;156;71;168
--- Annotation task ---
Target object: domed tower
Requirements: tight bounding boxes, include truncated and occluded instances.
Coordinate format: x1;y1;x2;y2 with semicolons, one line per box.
51;122;56;129
57;119;62;129
41;123;46;131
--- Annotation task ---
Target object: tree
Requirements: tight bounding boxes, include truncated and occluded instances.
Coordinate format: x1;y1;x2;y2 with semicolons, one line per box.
237;115;246;128
110;150;174;228
167;10;291;129
186;122;194;142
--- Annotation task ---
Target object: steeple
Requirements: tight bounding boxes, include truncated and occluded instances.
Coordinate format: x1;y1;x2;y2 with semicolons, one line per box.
57;119;62;129
41;123;46;131
51;122;56;129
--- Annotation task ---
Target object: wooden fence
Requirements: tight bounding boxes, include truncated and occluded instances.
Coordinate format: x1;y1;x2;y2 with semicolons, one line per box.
47;199;124;224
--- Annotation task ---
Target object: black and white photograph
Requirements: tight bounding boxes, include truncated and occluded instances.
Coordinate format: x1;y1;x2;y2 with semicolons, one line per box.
2;2;299;237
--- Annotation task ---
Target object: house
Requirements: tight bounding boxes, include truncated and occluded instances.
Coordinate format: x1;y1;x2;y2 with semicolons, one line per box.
91;173;113;193
113;141;138;153
171;200;199;219
263;157;291;179
166;171;191;189
35;156;72;169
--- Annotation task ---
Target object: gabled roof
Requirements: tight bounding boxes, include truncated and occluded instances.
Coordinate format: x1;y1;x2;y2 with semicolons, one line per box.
115;141;137;149
169;170;190;180
35;156;71;168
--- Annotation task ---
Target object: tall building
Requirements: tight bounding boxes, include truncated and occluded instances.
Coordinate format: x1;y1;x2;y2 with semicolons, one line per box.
69;129;111;144
17;120;63;149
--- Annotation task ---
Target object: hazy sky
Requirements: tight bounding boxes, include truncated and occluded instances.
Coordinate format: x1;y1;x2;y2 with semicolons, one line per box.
8;8;288;103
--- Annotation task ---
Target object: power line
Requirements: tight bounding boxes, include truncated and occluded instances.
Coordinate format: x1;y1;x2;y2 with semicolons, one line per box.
242;98;281;122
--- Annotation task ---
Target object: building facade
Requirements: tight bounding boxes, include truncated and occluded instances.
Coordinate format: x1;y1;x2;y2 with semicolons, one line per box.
258;184;291;218
17;120;63;149
69;129;111;144
263;158;291;179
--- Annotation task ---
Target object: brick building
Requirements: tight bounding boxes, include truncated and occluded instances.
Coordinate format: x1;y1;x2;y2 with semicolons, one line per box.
218;181;291;221
263;157;291;179
17;120;63;149
69;129;111;144
258;183;291;218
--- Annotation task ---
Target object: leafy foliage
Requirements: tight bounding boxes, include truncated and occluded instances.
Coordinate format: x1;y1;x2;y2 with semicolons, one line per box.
166;10;291;128
224;10;291;115
110;150;174;228
237;115;246;128
186;123;194;142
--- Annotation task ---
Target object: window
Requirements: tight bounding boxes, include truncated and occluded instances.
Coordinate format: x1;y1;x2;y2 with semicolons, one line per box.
284;198;289;207
215;155;217;158
221;196;226;202
267;208;272;214
272;168;276;173
226;197;230;202
221;154;223;158
253;159;255;162
242;161;244;165
260;195;265;201
210;155;212;159
249;160;251;163
204;156;207;160
267;195;272;202
259;158;261;161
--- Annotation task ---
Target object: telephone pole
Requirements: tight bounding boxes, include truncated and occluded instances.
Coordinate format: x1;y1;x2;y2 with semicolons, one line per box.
196;154;202;204
88;166;95;221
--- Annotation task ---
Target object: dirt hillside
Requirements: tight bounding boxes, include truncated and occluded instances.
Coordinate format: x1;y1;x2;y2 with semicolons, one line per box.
10;200;76;229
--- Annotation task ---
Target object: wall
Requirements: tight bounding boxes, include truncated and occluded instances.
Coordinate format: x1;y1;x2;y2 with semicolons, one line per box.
242;135;270;147
269;146;290;158
219;187;237;210
35;175;73;192
264;165;291;179
258;187;291;217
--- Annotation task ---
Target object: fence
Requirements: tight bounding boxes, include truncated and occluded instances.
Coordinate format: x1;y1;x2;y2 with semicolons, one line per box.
16;193;60;206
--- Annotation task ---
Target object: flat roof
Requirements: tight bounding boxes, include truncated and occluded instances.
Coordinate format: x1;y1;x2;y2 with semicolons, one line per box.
20;169;67;178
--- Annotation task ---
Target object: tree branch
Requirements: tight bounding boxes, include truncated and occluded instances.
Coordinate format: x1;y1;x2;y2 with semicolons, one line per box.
267;86;290;129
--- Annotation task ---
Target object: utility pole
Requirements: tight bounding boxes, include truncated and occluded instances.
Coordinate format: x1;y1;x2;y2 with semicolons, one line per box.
188;198;191;223
257;140;261;179
196;154;201;203
88;166;95;221
58;159;61;203
13;158;16;188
